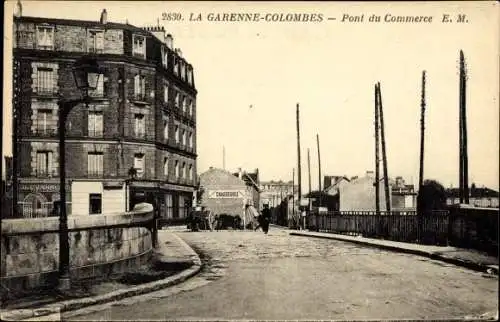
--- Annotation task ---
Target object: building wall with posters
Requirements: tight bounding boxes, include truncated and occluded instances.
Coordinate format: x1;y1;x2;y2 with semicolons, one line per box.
198;167;248;220
11;9;197;219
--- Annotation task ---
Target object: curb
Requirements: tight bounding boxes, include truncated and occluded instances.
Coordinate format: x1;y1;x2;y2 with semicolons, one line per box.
1;234;202;321
290;231;499;276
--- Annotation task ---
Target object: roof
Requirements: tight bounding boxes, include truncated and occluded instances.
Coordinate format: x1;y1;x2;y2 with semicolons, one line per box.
232;171;260;192
446;187;499;198
15;15;147;34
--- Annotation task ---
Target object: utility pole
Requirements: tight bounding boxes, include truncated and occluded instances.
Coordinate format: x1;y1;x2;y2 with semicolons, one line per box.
307;148;312;212
417;71;426;241
459;50;469;204
317;134;322;209
292;168;295;228
296;103;302;229
418;71;426;194
374;83;380;216
223;145;226;170
377;83;391;213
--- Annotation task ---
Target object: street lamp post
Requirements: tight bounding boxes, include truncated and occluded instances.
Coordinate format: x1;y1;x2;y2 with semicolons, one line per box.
58;58;102;291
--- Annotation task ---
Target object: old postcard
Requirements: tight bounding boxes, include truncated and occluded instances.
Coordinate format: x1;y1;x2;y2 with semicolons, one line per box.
1;1;498;321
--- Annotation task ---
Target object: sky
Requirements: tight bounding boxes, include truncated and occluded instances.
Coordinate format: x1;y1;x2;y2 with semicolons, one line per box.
2;1;499;191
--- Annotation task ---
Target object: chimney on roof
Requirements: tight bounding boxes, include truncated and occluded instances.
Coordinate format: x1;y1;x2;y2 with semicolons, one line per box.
176;48;183;58
238;168;242;179
366;170;374;178
100;9;108;24
15;0;23;17
165;34;173;49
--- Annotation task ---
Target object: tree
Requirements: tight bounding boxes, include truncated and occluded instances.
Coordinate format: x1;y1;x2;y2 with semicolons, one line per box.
417;179;447;215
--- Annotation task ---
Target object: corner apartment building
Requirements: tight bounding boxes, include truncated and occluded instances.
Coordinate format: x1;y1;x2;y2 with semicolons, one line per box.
12;9;197;220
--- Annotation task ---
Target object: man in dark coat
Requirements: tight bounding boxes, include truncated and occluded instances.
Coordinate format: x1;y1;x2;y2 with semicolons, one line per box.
261;204;271;234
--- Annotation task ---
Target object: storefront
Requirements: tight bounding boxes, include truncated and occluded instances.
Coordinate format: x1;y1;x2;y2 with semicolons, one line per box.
127;181;195;225
18;180;71;217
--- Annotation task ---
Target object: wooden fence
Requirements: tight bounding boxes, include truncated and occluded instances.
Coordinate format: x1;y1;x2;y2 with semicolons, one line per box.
307;208;498;255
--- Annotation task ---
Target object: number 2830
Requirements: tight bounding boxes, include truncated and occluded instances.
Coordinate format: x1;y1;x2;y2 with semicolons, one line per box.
162;13;183;21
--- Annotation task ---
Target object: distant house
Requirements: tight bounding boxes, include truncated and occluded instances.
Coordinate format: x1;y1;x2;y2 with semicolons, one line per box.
324;175;350;197
334;171;416;212
446;186;499;208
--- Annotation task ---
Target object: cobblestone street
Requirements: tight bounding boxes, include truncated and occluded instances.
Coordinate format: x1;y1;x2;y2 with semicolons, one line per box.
70;228;498;321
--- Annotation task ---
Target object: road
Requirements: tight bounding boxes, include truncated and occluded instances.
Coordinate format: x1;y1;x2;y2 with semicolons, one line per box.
69;228;498;321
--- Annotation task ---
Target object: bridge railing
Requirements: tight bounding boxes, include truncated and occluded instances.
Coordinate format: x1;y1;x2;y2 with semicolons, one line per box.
307;208;498;256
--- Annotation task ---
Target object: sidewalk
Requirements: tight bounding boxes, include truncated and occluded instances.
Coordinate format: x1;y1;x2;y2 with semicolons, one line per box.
1;230;201;321
289;230;499;275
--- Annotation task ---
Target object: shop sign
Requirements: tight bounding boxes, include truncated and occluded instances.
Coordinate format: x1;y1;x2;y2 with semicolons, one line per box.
208;190;244;199
19;183;70;193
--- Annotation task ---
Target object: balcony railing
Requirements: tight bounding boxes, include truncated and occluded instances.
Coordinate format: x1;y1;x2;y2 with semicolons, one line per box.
35;87;57;96
34;169;57;178
88;129;104;137
133;93;147;102
33;128;57;136
87;170;104;178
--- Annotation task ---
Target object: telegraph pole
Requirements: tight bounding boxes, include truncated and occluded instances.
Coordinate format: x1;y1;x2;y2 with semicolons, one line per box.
374;83;380;216
307;148;312;212
292;168;295;228
459;50;469;203
317;134;322;209
223;145;226;170
418;71;426;195
377;83;391;213
296;103;302;229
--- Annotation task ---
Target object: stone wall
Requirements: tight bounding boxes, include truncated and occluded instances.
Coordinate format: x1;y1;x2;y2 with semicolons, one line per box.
0;203;154;293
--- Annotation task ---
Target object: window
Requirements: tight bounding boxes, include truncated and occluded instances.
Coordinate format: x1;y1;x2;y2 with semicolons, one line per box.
189;101;194;117
188;132;193;148
173;57;179;75
182;97;187;113
164;84;169;103
36;151;52;177
161;46;168;68
163;118;169;140
89;194;102;215
163;157;169;176
182;130;186;146
189;165;193;180
132;34;146;58
36;26;54;50
180;62;186;80
174;124;179;143
181;162;186;179
134;154;145;177
87;152;103;177
36;67;56;95
88;30;104;53
175;92;180;107
187;68;193;85
174;160;179;178
134;75;146;100
88;111;103;137
88;73;105;97
36;109;52;134
134;114;145;138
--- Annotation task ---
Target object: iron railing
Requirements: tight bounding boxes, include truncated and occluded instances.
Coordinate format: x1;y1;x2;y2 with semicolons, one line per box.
305;209;498;255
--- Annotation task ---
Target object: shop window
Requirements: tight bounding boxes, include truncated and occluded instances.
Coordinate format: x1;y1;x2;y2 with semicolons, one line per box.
89;193;102;215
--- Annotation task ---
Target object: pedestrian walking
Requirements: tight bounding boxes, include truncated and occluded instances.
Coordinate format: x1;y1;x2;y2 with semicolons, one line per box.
261;204;271;234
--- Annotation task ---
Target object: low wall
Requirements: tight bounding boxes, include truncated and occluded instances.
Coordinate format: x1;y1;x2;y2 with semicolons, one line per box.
0;203;154;294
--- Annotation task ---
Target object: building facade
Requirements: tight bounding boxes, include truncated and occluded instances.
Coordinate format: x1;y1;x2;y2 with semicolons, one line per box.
12;9;197;220
259;180;296;209
198;167;253;226
337;171;416;212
